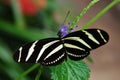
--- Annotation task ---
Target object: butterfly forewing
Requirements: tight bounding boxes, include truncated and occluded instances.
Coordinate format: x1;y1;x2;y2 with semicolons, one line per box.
63;29;109;60
13;38;65;66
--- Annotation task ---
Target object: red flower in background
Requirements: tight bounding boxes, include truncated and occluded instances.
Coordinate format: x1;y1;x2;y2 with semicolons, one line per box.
4;0;47;16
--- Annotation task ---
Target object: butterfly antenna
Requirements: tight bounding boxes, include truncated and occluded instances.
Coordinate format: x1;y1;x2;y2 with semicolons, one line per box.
58;11;70;38
62;10;70;25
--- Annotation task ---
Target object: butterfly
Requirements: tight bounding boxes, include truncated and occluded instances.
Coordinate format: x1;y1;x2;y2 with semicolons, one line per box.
13;28;109;66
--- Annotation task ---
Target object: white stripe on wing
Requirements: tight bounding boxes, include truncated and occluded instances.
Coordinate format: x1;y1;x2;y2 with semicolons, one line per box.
44;44;63;60
82;30;100;44
25;40;38;61
36;40;59;62
63;37;92;49
64;43;85;51
18;47;22;62
97;29;107;43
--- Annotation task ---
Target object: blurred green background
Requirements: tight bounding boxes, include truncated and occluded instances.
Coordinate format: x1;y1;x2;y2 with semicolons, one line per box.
0;0;120;80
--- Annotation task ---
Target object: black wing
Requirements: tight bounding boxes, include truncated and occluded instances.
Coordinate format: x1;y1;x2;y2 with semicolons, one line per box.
63;29;109;60
13;38;66;66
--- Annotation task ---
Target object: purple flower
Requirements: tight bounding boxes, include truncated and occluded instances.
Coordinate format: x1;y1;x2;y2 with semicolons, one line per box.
60;25;68;37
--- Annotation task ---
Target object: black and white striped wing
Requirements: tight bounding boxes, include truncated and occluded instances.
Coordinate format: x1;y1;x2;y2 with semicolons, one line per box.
13;38;66;66
63;29;109;60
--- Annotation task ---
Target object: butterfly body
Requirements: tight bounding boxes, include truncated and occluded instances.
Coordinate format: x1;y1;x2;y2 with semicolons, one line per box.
13;29;109;66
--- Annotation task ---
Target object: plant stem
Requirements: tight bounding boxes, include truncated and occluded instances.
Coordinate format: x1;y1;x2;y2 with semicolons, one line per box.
15;64;40;80
69;0;99;32
10;0;25;29
81;0;120;30
35;66;44;80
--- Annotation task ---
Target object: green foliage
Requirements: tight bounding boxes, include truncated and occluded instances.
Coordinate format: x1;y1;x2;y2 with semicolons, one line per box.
35;66;43;80
0;40;29;80
51;59;90;80
0;20;56;41
10;0;25;29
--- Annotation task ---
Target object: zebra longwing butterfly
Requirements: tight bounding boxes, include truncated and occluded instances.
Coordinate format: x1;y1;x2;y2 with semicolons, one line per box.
13;29;109;66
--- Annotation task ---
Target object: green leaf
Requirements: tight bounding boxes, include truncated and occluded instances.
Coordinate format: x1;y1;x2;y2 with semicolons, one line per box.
50;59;90;80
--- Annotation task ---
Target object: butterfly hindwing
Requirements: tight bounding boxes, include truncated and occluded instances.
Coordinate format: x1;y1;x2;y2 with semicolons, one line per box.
13;38;65;66
63;29;109;60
